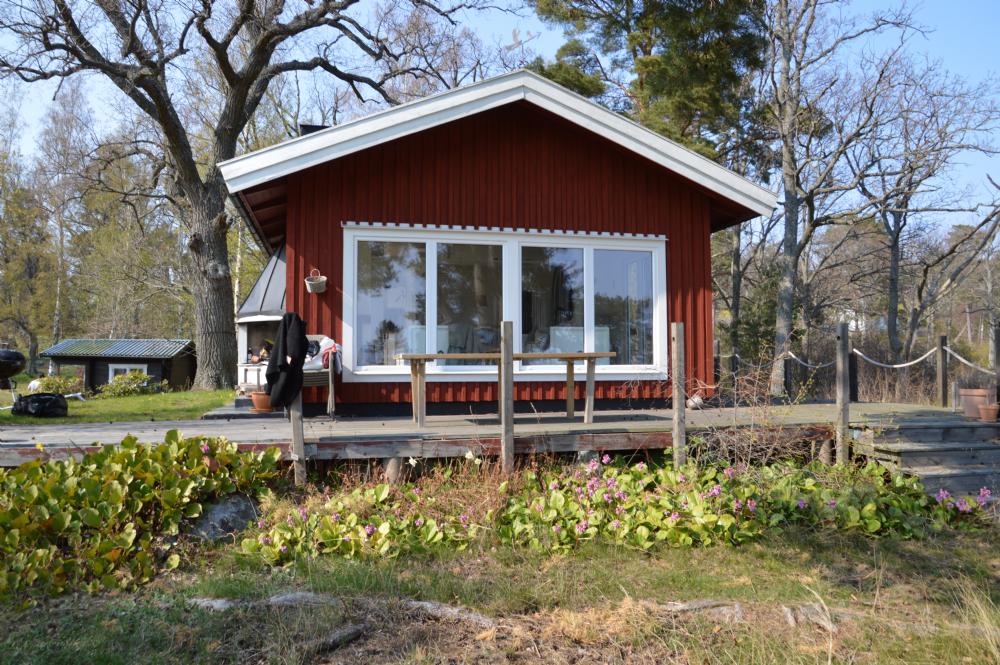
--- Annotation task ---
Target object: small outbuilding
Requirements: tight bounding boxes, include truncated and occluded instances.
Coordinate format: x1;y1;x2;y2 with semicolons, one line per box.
39;339;196;392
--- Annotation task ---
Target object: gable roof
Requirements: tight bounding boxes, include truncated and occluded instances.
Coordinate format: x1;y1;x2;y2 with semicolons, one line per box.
40;339;193;360
221;70;776;250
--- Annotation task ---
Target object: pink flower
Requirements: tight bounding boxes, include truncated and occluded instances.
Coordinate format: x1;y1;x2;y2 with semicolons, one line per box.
669;512;680;522
956;498;973;513
279;545;288;553
976;487;992;508
827;500;837;509
797;499;807;509
602;454;612;464
747;499;757;513
678;474;687;483
733;499;743;511
298;507;308;520
575;520;589;534
724;467;736;480
935;488;951;504
415;517;424;527
708;484;722;498
552;524;561;533
364;524;376;537
611;519;621;530
549;481;560;490
200;443;211;454
635;462;647;472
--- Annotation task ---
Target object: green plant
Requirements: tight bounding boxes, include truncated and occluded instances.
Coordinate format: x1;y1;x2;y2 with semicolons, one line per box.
0;431;282;598
30;375;84;395
97;371;168;399
244;456;990;567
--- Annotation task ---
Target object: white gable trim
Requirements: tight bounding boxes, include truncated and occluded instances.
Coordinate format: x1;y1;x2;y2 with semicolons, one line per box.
220;70;776;217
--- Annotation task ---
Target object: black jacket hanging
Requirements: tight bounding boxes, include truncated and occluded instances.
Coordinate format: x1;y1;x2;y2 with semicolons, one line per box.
266;312;309;409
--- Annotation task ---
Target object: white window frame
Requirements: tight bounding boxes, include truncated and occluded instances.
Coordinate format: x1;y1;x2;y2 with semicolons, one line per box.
108;363;148;382
342;226;668;383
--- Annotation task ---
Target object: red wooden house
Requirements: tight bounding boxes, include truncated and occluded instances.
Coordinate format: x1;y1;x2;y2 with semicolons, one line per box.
221;70;775;410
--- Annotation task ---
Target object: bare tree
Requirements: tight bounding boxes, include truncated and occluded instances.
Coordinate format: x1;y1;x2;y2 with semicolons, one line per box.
848;60;1000;362
764;0;912;395
0;0;489;387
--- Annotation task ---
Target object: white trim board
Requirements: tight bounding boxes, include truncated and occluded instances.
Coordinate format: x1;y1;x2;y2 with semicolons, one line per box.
220;70;776;217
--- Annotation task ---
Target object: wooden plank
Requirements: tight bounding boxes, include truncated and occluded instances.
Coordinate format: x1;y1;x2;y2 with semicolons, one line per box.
835;321;850;464
410;361;420;424
396;352;615;361
584;358;596;424
289;392;307;485
500;320;514;473
416;360;427;428
671;322;686;468
565;360;575;418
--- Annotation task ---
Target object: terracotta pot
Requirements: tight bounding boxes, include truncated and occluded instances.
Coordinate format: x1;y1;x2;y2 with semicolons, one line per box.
978;403;1000;423
250;391;275;413
959;388;991;418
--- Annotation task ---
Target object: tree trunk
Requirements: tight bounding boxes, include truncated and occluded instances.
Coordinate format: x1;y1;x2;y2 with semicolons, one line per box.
49;213;65;376
886;226;903;363
729;223;742;357
770;182;798;396
187;185;237;389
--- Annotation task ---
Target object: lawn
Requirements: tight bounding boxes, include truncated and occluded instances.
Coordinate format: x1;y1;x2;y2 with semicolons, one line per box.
2;528;998;664
0;388;232;424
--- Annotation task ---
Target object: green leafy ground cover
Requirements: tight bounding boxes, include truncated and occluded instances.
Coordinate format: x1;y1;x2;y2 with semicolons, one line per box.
0;440;997;663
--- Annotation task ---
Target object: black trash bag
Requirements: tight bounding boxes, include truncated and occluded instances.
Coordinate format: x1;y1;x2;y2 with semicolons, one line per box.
11;392;68;417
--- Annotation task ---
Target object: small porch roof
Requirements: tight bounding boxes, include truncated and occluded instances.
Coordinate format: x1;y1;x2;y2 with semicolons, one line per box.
237;245;286;320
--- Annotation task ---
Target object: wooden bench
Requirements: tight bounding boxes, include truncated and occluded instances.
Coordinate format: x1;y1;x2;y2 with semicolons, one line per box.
396;351;615;427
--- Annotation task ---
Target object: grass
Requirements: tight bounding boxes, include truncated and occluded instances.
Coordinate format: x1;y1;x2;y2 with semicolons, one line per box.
2;525;998;664
0;389;232;425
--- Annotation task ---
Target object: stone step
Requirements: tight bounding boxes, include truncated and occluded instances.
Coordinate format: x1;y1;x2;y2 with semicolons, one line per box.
904;465;1000;496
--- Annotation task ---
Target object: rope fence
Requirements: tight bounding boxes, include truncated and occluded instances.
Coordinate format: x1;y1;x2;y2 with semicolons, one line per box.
851;347;936;370
943;346;996;376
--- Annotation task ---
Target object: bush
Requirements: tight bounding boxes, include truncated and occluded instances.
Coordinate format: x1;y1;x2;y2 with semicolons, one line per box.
97;371;168;399
30;375;83;395
0;431;282;598
244;456;992;566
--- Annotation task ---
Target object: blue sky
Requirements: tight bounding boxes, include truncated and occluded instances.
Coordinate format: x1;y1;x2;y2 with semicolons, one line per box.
12;1;1000;197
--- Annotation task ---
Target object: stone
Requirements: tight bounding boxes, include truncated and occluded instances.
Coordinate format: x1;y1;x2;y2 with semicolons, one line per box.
188;493;259;542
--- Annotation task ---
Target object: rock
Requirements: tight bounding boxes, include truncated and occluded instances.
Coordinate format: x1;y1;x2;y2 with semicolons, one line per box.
188;493;259;542
190;597;236;612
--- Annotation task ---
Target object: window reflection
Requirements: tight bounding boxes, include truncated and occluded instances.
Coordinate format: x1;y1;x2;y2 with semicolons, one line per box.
356;241;426;365
521;246;584;365
437;243;503;364
594;249;653;365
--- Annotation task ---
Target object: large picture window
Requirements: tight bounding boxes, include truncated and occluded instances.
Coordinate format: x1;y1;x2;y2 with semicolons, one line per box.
343;227;667;380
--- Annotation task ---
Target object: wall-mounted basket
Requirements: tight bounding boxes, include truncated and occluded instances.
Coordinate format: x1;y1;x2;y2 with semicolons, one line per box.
304;268;327;294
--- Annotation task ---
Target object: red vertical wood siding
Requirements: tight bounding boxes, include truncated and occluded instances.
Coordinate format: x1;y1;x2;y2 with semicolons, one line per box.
280;101;714;404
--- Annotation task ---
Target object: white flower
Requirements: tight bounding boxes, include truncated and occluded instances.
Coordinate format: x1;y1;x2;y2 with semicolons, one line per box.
408;457;418;467
474;458;482;466
465;450;475;460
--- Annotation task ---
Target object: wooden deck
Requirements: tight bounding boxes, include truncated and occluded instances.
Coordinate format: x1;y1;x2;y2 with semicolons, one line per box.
0;401;965;467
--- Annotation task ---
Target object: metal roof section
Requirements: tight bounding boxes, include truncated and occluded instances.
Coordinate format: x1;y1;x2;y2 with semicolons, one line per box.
219;69;777;217
40;338;193;359
237;245;287;319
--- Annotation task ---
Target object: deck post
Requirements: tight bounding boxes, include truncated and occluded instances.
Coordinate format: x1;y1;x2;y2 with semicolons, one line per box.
671;322;687;469
848;352;858;402
835;322;850;464
500;320;515;474
290;391;307;486
565;360;575;418
936;335;948;407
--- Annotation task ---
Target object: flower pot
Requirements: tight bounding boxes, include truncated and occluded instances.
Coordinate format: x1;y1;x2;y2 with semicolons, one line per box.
304;268;327;294
978;403;1000;423
250;391;275;413
959;388;991;418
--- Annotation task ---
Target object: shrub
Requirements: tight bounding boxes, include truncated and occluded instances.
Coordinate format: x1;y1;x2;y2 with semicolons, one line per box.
97;371;168;399
244;456;991;566
31;375;83;395
0;431;282;598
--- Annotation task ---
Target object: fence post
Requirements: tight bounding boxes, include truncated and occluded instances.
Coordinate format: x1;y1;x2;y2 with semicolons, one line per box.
290;391;307;486
499;320;515;474
783;357;794;397
671;322;687;469
936;335;948;407
835;322;850;465
993;325;1000;403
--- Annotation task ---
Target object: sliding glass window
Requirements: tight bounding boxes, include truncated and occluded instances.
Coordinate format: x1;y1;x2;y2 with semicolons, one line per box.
355;241;426;365
521;246;585;365
437;243;503;365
